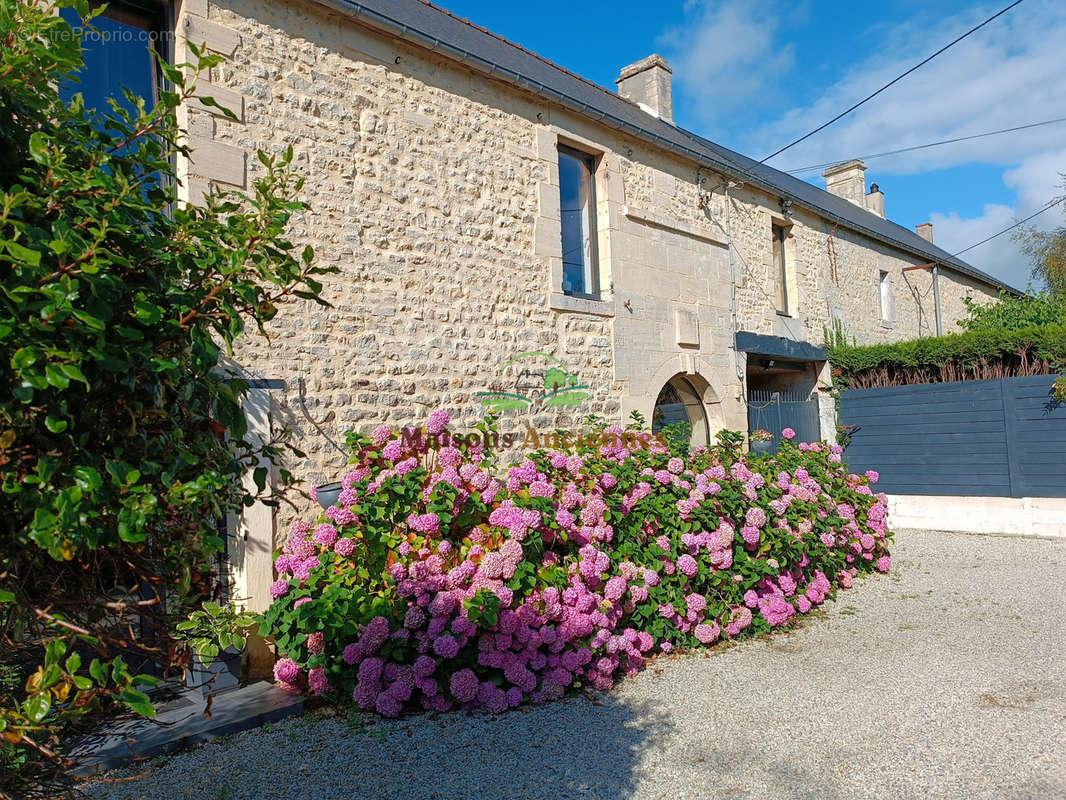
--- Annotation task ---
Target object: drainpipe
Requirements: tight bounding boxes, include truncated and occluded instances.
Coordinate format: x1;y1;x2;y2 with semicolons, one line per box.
933;264;943;336
903;261;946;337
724;181;745;382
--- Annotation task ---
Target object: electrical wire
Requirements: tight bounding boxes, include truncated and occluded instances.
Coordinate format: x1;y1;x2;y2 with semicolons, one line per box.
784;116;1066;175
759;0;1028;164
949;195;1066;257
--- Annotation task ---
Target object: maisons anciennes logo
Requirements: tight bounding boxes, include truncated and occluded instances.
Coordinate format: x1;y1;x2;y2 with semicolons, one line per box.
475;351;589;413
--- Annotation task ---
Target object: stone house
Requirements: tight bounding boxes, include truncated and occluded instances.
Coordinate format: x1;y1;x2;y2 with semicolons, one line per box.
69;0;1007;608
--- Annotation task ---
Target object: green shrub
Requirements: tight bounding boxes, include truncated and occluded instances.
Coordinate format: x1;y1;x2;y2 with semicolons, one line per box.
259;413;891;715
0;0;330;792
961;290;1066;331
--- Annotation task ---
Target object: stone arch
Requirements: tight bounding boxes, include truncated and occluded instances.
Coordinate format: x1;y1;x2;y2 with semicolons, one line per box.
622;354;726;445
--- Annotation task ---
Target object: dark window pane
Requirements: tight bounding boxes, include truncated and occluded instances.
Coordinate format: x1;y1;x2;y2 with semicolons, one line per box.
559;148;596;297
59;6;158;118
773;224;789;314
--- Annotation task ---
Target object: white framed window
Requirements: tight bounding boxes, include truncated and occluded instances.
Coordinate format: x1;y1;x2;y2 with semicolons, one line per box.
558;145;599;299
879;270;896;324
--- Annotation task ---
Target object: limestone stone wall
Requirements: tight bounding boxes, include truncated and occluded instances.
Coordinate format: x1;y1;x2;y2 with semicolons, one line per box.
196;0;621;488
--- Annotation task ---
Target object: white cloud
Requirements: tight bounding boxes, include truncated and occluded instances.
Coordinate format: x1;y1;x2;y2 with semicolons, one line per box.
932;150;1066;291
657;0;796;122
748;0;1066;174
662;0;1066;289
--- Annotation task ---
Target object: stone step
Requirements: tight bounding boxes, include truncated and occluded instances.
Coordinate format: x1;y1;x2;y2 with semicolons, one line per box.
68;681;303;776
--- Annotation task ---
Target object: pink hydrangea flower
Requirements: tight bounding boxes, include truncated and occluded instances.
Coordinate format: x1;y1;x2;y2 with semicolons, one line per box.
313;524;338;548
408;513;441;535
677;554;698;577
308;667;330;695
382;440;403;462
426;410;450;436
781;428;796;440
694;622;720;644
269;579;290;599
334;538;356;557
604;576;627;602
273;658;300;685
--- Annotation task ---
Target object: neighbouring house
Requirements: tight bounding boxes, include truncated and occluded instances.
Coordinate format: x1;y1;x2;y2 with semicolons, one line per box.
66;0;1009;610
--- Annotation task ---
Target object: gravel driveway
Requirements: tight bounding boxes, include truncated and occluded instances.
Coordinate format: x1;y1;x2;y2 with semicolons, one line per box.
89;529;1066;800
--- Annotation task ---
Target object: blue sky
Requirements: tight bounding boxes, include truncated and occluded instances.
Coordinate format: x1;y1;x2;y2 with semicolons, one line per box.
442;0;1066;290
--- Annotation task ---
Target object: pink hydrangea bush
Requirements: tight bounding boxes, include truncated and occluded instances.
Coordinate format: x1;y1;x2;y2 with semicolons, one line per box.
259;413;891;716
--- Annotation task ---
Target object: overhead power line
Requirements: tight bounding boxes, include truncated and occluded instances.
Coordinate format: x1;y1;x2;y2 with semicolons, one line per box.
949;196;1066;258
785;116;1066;175
759;0;1028;164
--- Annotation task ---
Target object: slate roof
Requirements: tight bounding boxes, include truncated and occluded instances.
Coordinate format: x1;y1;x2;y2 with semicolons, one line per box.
326;0;1013;292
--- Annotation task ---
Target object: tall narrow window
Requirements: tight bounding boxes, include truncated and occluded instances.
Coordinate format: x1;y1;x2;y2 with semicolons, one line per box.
879;270;896;324
773;223;790;315
558;146;598;298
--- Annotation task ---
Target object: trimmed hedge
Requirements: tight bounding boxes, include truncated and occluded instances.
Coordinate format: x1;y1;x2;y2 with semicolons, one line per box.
828;325;1066;391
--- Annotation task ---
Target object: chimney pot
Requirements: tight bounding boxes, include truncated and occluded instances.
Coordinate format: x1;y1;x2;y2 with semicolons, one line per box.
916;222;934;243
616;54;673;124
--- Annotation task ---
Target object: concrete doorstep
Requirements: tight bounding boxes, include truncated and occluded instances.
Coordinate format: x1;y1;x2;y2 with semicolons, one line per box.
67;681;303;777
888;494;1066;538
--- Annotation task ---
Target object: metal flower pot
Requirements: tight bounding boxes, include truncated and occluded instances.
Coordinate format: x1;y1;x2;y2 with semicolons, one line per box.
749;439;774;456
315;481;343;509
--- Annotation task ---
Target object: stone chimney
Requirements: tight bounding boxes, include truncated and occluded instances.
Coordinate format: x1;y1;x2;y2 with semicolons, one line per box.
822;160;868;208
866;183;885;218
916;222;934;243
616;54;673;123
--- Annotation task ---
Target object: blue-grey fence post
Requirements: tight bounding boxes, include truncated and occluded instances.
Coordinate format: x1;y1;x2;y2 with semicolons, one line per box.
1000;379;1020;498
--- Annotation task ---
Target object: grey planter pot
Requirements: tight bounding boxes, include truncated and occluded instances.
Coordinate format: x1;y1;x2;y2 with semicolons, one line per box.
315;481;343;509
749;439;774;456
187;647;242;695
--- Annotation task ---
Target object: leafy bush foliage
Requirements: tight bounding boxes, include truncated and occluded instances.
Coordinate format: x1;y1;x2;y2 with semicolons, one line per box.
260;413;891;716
0;0;329;790
961;290;1066;332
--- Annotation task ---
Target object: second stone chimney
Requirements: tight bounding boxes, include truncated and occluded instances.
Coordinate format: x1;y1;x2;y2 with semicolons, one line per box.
866;183;885;219
916;222;934;243
616;54;673;123
823;160;868;208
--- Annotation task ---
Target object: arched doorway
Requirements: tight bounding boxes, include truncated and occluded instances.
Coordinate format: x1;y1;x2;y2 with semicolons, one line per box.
652;375;710;448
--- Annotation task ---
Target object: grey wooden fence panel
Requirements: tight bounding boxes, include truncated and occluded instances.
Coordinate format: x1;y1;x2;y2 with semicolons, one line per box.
1005;376;1066;496
839;376;1065;498
840;379;1011;497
